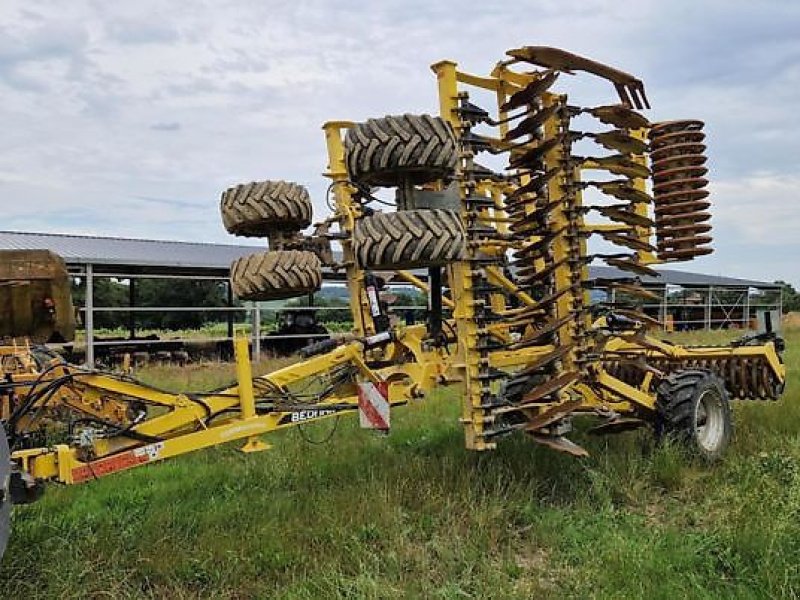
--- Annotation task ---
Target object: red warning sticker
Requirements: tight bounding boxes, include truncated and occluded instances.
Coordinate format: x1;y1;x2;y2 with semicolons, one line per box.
357;381;390;431
71;442;163;483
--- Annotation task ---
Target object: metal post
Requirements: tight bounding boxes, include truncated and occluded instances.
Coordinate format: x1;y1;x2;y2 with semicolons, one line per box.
226;282;234;341
252;303;261;362
128;277;136;339
85;263;94;366
744;287;750;330
661;286;668;331
705;286;713;330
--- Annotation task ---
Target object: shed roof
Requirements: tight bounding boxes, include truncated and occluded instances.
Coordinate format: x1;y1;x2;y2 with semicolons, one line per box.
0;230;780;288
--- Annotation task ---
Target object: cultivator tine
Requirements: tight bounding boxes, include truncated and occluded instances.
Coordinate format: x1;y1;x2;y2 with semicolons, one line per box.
607;282;660;301
591;205;654;228
587;417;645;435
613;309;663;329
515;344;576;379
501;69;560;111
590;181;653;204
506;167;561;201
519;371;581;405
504;104;561;141
605;257;660;278
521;399;584;430
507;46;650;109
582;154;651;179
528;433;589;457
590;130;649;155
509;134;565;168
585;104;650;129
597;231;656;253
511;314;575;349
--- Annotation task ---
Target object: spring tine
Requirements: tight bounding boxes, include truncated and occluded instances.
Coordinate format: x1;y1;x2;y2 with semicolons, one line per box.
605;258;659;277
501;69;560;111
515;344;576;379
585;154;651;179
592;181;653;204
511;314;575;349
586;104;650;130
599;232;656;253
506;167;561;201
591;130;649;155
592;205;654;228
504;104;561;141
519;372;581;405
608;282;660;301
510;135;565;168
613;309;663;329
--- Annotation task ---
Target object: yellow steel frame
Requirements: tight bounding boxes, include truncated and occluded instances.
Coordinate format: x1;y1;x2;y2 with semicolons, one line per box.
5;52;787;487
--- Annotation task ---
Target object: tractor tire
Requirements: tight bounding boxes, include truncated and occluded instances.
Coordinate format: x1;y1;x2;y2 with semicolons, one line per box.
353;209;466;270
655;370;732;463
344;114;458;187
230;250;321;301
221;180;312;237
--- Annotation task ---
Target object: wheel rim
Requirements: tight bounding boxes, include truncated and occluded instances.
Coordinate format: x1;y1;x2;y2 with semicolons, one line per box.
695;388;726;453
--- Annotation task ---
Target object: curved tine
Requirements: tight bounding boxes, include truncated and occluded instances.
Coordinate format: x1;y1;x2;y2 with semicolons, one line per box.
592;130;649;155
504;104;561;141
501;70;560;111
586;105;650;130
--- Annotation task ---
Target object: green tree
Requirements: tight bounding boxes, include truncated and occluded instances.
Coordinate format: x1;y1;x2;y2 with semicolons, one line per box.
775;281;799;313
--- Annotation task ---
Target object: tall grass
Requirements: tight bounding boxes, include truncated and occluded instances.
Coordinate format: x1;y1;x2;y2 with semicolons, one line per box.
2;328;798;598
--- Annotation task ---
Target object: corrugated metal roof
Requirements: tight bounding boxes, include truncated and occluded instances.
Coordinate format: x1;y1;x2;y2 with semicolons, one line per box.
0;230;260;272
0;230;779;288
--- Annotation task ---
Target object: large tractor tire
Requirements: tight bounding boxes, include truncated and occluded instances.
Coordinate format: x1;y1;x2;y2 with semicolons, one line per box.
230;250;321;301
221;180;312;237
655;370;732;462
353;209;466;270
344;114;458;187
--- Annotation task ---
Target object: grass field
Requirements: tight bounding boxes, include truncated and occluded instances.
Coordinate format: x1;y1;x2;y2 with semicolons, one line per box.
2;327;799;599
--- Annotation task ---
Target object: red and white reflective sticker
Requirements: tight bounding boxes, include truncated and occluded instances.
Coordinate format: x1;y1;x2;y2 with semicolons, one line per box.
71;442;164;483
357;381;390;431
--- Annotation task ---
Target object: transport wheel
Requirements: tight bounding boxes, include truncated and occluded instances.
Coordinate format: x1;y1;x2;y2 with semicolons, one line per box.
344;114;458;187
655;370;732;462
353;209;466;270
220;180;312;237
230;250;321;300
0;427;11;562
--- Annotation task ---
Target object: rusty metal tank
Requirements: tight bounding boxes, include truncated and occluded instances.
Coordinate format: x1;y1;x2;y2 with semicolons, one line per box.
0;250;76;343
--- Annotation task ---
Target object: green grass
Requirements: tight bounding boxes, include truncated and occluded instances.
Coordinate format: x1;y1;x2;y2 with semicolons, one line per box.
2;329;799;598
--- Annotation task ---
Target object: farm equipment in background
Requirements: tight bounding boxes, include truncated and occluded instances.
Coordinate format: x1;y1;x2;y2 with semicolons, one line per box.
1;46;787;561
261;308;330;356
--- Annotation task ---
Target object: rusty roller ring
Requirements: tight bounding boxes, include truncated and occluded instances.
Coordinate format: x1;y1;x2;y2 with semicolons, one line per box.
654;201;712;216
654;222;712;235
650;142;707;161
651;153;707;171
649;130;706;149
653;177;708;194
653;187;710;203
658;247;713;261
657;211;712;225
652;165;709;182
649;119;704;135
657;234;713;249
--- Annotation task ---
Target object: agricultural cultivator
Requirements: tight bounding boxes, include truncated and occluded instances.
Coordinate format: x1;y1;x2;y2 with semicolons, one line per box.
0;47;787;560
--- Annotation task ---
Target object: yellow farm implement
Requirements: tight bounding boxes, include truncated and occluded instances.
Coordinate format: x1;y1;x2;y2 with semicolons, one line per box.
0;46;786;560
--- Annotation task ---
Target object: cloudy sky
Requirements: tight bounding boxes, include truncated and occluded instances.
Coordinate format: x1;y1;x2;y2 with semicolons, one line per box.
1;1;798;284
